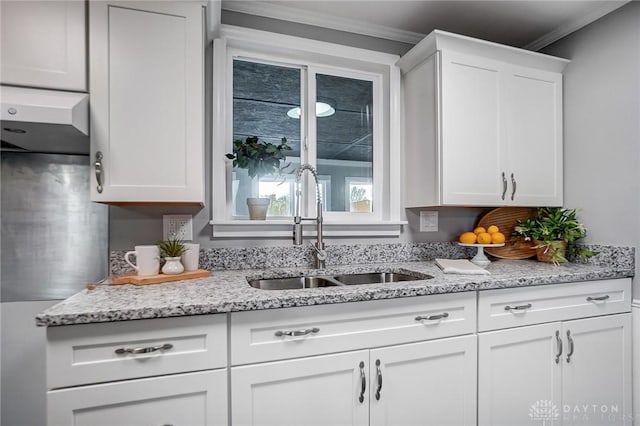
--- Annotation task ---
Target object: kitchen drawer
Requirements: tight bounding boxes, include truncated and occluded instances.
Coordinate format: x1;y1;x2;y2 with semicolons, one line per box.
478;278;631;332
48;370;227;426
47;314;227;389
230;292;476;365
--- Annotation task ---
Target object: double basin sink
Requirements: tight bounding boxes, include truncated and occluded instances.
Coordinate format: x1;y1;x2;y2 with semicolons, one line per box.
249;271;433;290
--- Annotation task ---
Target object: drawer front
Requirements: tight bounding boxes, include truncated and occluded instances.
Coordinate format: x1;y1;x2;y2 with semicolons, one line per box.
478;278;632;332
231;292;476;365
48;370;227;426
47;314;227;389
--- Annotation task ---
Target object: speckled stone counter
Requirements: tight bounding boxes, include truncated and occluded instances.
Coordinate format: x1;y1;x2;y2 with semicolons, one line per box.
37;244;634;327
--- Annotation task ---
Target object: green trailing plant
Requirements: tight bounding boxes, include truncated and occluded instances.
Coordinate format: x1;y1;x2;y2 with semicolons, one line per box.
514;207;597;264
225;136;292;179
158;238;187;258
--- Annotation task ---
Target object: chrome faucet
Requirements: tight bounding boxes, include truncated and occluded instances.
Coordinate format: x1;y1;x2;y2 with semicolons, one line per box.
293;163;327;269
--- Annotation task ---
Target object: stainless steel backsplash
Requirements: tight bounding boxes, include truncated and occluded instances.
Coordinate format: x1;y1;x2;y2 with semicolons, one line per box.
1;152;108;301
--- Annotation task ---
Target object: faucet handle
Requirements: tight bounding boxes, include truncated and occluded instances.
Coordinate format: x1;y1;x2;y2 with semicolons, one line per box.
312;244;327;261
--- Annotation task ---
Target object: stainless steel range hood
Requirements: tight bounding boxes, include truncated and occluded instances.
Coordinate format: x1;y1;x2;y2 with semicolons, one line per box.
1;86;89;154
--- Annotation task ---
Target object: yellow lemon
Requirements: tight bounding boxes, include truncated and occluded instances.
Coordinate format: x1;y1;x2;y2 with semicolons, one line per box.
487;225;500;234
491;232;506;244
477;232;492;244
459;232;477;244
473;226;486;235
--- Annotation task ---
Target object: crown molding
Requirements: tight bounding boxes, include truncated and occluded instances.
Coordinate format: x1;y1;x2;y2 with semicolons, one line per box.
524;1;630;51
221;1;425;45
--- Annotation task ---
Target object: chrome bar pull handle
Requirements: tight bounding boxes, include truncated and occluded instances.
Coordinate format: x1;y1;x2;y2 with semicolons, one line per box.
115;343;173;355
504;303;532;311
415;312;449;321
566;330;574;363
501;172;508;200
274;327;319;337
358;361;366;403
587;295;610;302
510;173;517;201
375;359;383;400
555;330;563;364
95;151;104;193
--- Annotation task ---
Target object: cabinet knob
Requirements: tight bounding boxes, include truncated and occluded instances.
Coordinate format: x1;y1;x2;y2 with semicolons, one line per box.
415;312;449;321
501;172;508;200
504;303;532;311
555;330;563;364
95;151;104;194
358;361;366;403
375;359;383;400
566;330;574;363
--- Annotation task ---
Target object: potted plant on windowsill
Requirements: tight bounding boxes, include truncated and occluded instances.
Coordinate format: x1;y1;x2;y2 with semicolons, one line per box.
514;207;595;265
350;187;371;213
226;136;292;220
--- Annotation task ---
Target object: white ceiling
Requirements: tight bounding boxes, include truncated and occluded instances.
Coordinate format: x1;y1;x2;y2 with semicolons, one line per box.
222;0;630;50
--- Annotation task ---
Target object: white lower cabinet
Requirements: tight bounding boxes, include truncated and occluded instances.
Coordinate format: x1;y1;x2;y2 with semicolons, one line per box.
232;350;370;426
231;335;477;426
479;313;632;426
369;335;477;426
48;370;227;426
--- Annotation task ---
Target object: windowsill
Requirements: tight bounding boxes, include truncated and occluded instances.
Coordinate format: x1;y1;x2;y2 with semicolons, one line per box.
209;219;406;238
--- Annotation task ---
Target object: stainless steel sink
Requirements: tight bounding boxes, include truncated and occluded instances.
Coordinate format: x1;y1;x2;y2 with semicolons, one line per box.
333;272;431;285
248;270;432;290
248;276;340;290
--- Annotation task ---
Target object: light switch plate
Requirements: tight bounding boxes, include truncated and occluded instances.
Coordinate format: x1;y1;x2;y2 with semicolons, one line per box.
163;214;193;240
420;211;438;232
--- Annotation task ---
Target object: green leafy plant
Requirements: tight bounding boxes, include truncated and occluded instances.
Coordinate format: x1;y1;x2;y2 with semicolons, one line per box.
225;136;292;179
514;207;596;264
158;238;187;258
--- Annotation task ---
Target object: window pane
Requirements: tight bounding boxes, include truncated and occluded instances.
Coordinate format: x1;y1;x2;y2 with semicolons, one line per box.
232;60;301;217
315;74;373;213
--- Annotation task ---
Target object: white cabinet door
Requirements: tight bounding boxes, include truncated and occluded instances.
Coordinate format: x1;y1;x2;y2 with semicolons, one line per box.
562;314;632;426
440;51;506;206
369;335;477;426
505;65;563;206
478;323;562;426
48;370;227;426
0;1;86;91
231;351;369;426
90;1;205;204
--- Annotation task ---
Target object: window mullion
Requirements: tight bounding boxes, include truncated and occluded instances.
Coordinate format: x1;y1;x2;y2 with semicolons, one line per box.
304;66;319;218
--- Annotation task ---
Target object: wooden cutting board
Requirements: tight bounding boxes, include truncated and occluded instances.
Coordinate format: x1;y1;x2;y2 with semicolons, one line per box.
477;207;537;259
111;269;211;286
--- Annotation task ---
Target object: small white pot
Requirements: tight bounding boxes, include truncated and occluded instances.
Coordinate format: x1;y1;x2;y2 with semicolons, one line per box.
246;197;270;220
162;257;184;275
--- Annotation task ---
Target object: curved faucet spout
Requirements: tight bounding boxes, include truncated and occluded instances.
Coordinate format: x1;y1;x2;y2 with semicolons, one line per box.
293;163;326;269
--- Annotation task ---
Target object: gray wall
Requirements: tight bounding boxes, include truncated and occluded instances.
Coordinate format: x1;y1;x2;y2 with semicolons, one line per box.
542;2;640;295
109;12;484;250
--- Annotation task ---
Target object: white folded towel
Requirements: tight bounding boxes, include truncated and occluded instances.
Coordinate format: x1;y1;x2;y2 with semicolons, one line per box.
435;259;491;275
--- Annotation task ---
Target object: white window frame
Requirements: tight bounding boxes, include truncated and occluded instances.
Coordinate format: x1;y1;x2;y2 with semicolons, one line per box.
210;25;405;238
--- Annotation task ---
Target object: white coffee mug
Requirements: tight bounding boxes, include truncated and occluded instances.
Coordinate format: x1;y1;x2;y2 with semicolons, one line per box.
124;245;160;276
181;243;200;272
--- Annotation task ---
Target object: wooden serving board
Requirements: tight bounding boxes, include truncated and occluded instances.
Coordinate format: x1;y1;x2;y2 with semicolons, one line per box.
111;269;211;286
477;207;537;259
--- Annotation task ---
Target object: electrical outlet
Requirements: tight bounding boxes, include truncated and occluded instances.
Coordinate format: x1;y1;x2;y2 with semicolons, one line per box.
420;211;438;232
163;215;193;241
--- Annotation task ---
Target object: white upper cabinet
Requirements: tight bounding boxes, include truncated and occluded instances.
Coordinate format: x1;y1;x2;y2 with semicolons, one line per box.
89;1;205;205
398;30;568;207
0;1;86;91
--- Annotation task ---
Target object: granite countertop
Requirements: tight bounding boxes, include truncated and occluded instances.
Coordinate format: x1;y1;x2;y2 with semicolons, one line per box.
36;258;633;327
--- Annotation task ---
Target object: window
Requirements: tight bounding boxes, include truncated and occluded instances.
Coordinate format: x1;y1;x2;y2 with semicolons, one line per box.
211;26;404;237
